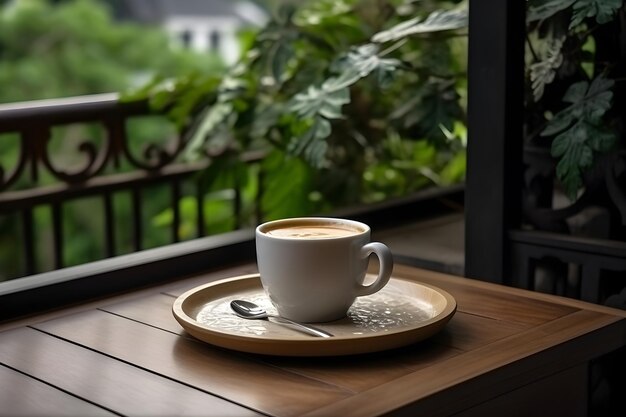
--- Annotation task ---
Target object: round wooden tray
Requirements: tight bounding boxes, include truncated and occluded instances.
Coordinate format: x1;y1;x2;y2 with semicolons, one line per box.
172;273;456;356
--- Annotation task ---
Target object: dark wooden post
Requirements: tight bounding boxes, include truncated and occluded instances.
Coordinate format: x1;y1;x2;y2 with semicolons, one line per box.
465;0;525;283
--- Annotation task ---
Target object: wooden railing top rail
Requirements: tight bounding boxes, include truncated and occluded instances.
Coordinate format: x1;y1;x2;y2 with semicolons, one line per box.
0;93;220;278
0;93;148;130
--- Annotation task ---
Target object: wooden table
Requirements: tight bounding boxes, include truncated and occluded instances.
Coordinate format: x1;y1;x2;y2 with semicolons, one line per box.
1;263;625;417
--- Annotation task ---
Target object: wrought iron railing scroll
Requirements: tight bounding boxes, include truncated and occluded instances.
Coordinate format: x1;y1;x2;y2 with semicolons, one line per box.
0;94;259;281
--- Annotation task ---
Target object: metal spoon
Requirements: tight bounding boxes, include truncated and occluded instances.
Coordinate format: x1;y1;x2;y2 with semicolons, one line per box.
230;300;333;338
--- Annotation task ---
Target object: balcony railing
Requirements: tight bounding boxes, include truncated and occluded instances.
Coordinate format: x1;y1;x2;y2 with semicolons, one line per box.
0;93;263;280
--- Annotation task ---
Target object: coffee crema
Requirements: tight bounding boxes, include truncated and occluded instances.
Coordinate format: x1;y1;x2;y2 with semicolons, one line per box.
264;224;362;239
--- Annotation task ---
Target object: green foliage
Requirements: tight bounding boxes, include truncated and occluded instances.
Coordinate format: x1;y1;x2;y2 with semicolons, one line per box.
362;133;460;203
542;77;615;199
529;37;564;101
570;0;622;28
0;0;225;279
134;0;469;220
152;193;236;237
261;150;317;220
0;0;224;103
542;75;614;136
527;0;622;28
526;0;623;200
527;0;577;23
372;8;468;42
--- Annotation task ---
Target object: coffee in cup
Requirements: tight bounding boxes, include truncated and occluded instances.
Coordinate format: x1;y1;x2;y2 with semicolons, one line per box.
263;221;362;239
255;217;393;323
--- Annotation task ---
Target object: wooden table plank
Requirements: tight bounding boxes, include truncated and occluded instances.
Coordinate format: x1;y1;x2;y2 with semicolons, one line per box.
394;265;626;317
263;341;460;393
167;266;576;326
99;291;527;354
100;293;459;392
97;286;527;393
0;364;115;417
301;309;626;417
32;309;352;417
0;327;260;417
2;263;625;417
100;293;182;334
453;364;588;417
430;311;527;351
392;265;577;325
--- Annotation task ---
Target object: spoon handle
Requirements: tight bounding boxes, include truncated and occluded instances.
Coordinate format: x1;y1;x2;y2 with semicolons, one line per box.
268;315;333;338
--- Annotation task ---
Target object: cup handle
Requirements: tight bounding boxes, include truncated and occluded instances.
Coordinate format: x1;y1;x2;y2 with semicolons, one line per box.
355;242;393;297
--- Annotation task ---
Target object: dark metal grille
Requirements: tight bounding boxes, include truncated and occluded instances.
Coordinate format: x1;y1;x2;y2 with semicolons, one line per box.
0;93;260;280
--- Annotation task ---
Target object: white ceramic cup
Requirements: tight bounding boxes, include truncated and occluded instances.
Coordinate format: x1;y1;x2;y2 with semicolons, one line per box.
255;217;393;323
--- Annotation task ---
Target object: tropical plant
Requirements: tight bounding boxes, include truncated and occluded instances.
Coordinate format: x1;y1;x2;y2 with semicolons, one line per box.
128;0;469;223
0;0;224;103
526;0;625;200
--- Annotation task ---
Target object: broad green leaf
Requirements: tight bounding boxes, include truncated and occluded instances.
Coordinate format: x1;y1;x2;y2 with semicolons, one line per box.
550;126;574;158
184;102;233;160
201;195;238;234
289;85;350;119
556;162;583;199
542;75;615;199
588;126;616;152
322;69;363;91
332;44;397;76
261;150;314;220
273;2;297;25
294;0;354;26
372;16;420;43
166;75;222;129
527;0;576;23
550;121;616;199
439;149;467;185
541;75;614;136
249;103;284;138
372;8;468;43
582;76;614;122
197;154;226;191
120;74;166;102
254;17;300;85
390;79;462;143
321;44;402;93
570;0;622;29
542;111;575;137
530;37;564;101
562;81;588;104
287;117;331;167
587;73;615;97
269;37;294;84
250;4;302;85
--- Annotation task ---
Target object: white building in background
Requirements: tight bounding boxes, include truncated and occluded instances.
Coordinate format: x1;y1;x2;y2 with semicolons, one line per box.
115;0;268;65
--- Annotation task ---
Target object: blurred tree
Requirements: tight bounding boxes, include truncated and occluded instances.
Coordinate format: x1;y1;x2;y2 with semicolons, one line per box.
0;0;225;103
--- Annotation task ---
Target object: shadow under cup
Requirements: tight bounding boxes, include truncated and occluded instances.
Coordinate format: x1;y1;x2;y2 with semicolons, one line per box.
255;217;393;323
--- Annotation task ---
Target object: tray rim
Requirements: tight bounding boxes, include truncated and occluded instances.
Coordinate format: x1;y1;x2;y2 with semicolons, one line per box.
172;273;457;356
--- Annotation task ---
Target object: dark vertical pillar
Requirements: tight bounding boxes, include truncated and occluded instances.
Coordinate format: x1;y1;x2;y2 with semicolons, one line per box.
21;208;36;276
171;179;181;243
103;191;116;258
51;203;63;269
196;182;205;238
132;187;142;251
465;0;525;283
